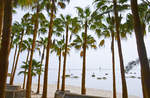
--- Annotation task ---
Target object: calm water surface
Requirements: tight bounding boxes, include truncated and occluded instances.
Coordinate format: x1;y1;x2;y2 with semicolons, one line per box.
8;68;142;97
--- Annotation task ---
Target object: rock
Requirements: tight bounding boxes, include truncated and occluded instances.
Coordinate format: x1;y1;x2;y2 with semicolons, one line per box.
105;73;108;75
102;77;107;80
97;77;102;80
72;76;79;78
92;73;95;77
130;76;136;79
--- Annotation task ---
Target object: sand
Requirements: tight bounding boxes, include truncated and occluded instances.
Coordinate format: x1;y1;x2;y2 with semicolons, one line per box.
31;84;140;98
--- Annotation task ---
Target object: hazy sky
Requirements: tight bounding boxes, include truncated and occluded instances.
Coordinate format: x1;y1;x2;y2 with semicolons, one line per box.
10;0;150;72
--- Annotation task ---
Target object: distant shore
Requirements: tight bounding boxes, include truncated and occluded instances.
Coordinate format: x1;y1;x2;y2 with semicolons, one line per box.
30;84;139;98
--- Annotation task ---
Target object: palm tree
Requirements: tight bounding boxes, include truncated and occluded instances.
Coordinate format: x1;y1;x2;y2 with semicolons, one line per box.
113;0;128;97
18;59;42;79
9;22;22;78
36;37;48;94
24;1;48;96
113;0;128;98
21;39;32;89
111;27;116;98
71;32;96;94
0;0;12;97
131;0;150;97
51;38;65;90
51;17;69;90
75;7;95;94
92;12;129;98
22;38;41;89
9;13;33;85
59;14;74;91
58;14;80;92
26;2;40;97
9;34;20;84
93;0;129;97
9;22;25;85
42;0;70;97
102;15;117;98
22;50;30;89
0;0;4;40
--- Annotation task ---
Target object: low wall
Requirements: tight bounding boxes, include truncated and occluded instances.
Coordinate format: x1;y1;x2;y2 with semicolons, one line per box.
5;84;26;98
55;90;108;98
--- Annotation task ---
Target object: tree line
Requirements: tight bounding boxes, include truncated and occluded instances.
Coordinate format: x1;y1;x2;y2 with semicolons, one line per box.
0;0;150;98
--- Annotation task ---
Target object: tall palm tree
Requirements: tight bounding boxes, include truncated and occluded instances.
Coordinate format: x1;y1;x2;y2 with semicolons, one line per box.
59;14;80;91
51;17;68;90
36;37;48;94
131;0;150;97
9;13;33;84
21;39;32;89
9;22;25;85
93;0;129;97
111;27;116;98
51;38;65;90
9;34;20;83
113;0;128;97
75;7;94;94
71;32;96;94
42;1;54;97
9;22;22;78
22;38;41;89
106;15;123;98
0;0;4;40
26;2;40;97
22;50;30;89
60;14;74;91
102;15;117;98
42;0;70;97
0;0;12;97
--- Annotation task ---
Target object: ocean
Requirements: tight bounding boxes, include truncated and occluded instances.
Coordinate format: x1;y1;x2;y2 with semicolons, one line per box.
8;67;142;97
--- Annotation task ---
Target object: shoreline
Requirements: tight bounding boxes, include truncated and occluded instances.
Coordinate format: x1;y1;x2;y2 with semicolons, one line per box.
29;84;140;98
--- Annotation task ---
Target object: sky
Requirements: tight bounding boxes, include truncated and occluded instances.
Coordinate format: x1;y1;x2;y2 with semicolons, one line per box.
9;0;150;72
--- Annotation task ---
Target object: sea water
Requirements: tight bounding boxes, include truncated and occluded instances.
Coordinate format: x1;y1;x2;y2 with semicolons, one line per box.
9;68;142;97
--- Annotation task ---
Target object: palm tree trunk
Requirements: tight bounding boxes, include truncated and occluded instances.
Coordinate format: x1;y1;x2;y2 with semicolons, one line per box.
10;45;18;81
0;0;12;97
26;3;39;98
22;49;30;89
111;31;116;98
57;49;61;90
9;33;15;54
131;0;150;97
61;24;69;91
42;1;54;97
113;0;128;98
36;46;45;94
81;20;87;94
10;30;25;85
0;0;4;40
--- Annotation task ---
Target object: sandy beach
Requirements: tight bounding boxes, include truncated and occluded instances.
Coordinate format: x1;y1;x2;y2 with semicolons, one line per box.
31;84;140;98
